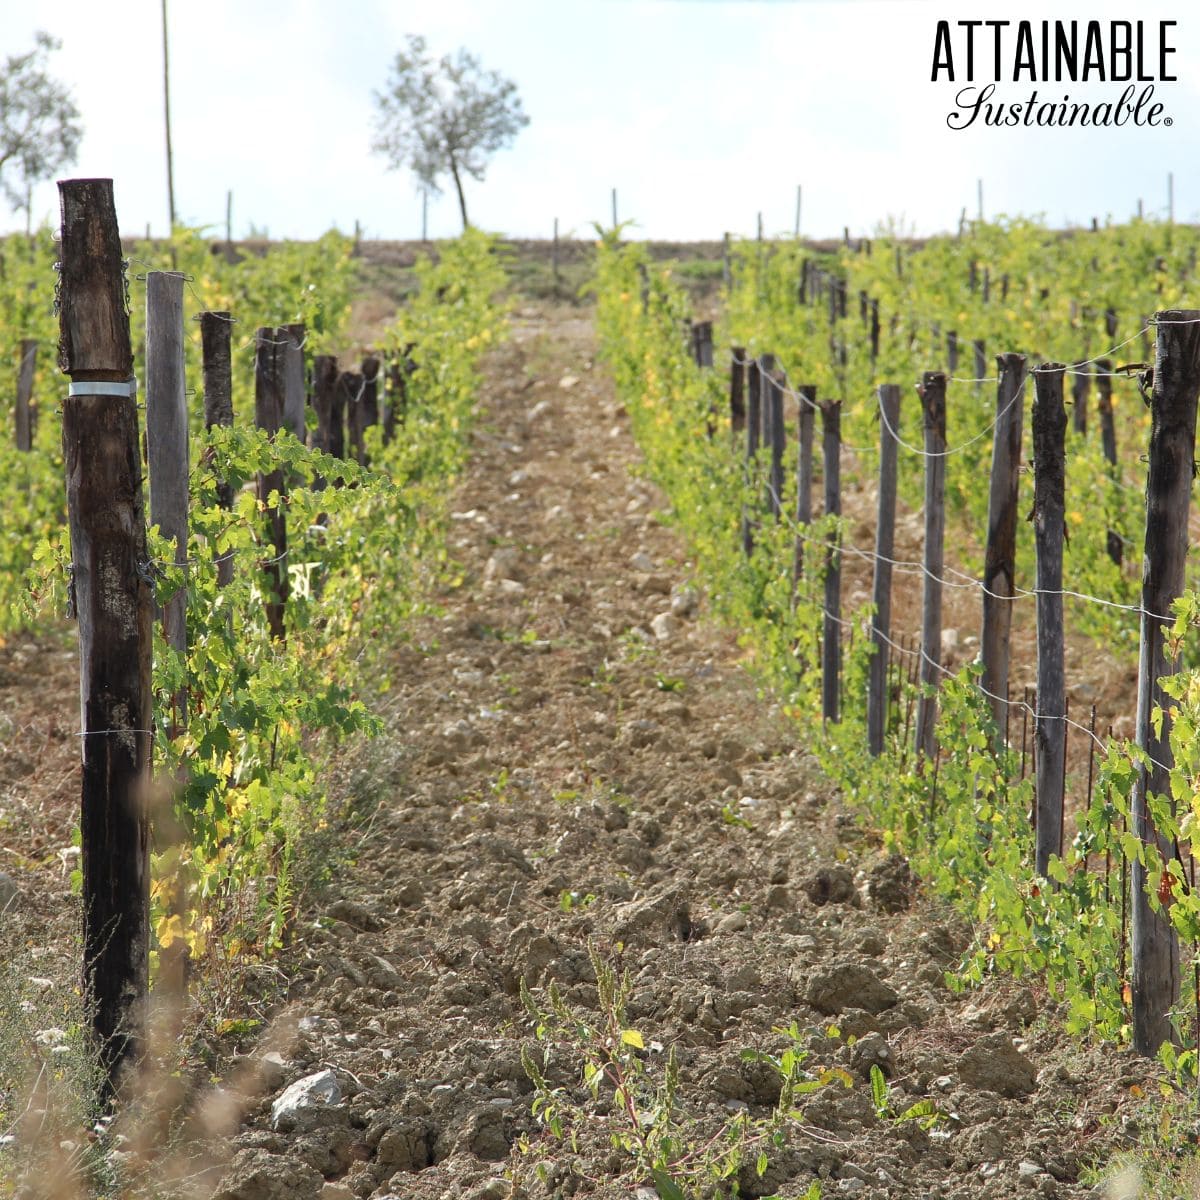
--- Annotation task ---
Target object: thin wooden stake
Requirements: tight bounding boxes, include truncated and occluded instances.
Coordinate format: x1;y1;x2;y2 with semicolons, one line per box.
254;327;288;641
914;372;946;761
200;311;235;587
1031;362;1067;878
821;399;842;723
145;271;189;720
729;347;746;436
868;384;900;756
980;353;1027;743
15;339;37;450
281;322;306;443
1095;359;1122;566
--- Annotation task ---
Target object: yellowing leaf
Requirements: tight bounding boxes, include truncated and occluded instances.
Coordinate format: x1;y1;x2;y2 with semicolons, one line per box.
621;1029;645;1050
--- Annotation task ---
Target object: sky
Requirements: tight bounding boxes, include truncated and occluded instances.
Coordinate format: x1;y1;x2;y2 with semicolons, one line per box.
2;0;1199;242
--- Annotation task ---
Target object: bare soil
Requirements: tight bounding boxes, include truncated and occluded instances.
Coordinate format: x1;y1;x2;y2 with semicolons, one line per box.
205;304;1152;1200
1;301;1160;1200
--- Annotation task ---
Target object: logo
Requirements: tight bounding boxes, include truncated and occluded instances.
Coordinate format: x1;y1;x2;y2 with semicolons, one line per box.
931;20;1176;129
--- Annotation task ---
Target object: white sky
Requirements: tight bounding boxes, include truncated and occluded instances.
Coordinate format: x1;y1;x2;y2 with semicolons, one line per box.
3;0;1199;241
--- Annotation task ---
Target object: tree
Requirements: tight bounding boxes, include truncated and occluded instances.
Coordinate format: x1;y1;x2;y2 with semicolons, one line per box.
0;33;82;223
372;35;528;231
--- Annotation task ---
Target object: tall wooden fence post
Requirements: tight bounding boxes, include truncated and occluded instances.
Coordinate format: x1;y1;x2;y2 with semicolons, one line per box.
1095;359;1122;566
255;327;288;641
360;355;380;466
761;354;784;519
281;322;306;443
914;373;946;760
311;354;339;456
1031;364;1067;877
1071;361;1090;436
145;271;189;717
343;371;365;466
15;339;37;450
57;177;152;1090
792;385;816;592
980;353;1027;742
200;311;235;587
1130;309;1200;1056
741;358;761;556
868;384;900;755
821;400;842;723
729;347;746;435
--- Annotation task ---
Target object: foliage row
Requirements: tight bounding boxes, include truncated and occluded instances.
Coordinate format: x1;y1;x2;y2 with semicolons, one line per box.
594;225;1200;1068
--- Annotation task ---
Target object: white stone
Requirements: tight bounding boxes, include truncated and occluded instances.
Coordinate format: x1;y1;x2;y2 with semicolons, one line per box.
270;1069;341;1130
650;613;678;641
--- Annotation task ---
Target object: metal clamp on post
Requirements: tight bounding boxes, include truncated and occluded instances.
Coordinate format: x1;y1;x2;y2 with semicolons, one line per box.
67;378;136;397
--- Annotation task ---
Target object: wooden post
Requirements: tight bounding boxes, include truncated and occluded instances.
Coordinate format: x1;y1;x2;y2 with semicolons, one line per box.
741;359;761;556
868;384;900;756
15;339;37;450
328;370;348;459
343;371;365;465
57;178;152;1089
360;355;380;465
821;400;842;723
763;356;784;519
973;339;987;391
145;271;189;697
552;217;560;296
980;353;1027;741
254;327;288;641
1031;364;1067;878
729;347;746;435
281;322;306;443
311;354;339;456
914;373;946;760
869;300;880;364
1071;361;1090;436
693;322;714;368
1095;358;1122;566
947;330;958;376
1130;309;1200;1056
200;310;234;587
792;385;816;589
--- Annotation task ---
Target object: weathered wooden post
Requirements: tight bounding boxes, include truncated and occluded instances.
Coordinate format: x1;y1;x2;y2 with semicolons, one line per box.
821;400;842;723
692;321;714;368
980;353;1027;742
1130;310;1200;1056
281;322;306;443
255;326;288;641
15;339;37;450
947;330;959;375
145;271;189;711
914;373;946;761
1071;361;1090;436
792;384;816;590
311;354;339;457
867;384;900;755
762;354;784;519
343;371;365;465
1031;364;1067;878
741;359;761;556
1095;359;1122;566
200;311;234;587
729;347;746;435
57;178;152;1090
359;355;380;465
973;339;987;391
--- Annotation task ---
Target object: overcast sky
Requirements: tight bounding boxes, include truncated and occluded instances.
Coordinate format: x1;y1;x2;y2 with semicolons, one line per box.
3;0;1198;242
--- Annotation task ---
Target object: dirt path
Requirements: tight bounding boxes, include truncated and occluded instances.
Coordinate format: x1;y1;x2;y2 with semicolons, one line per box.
202;305;1145;1200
